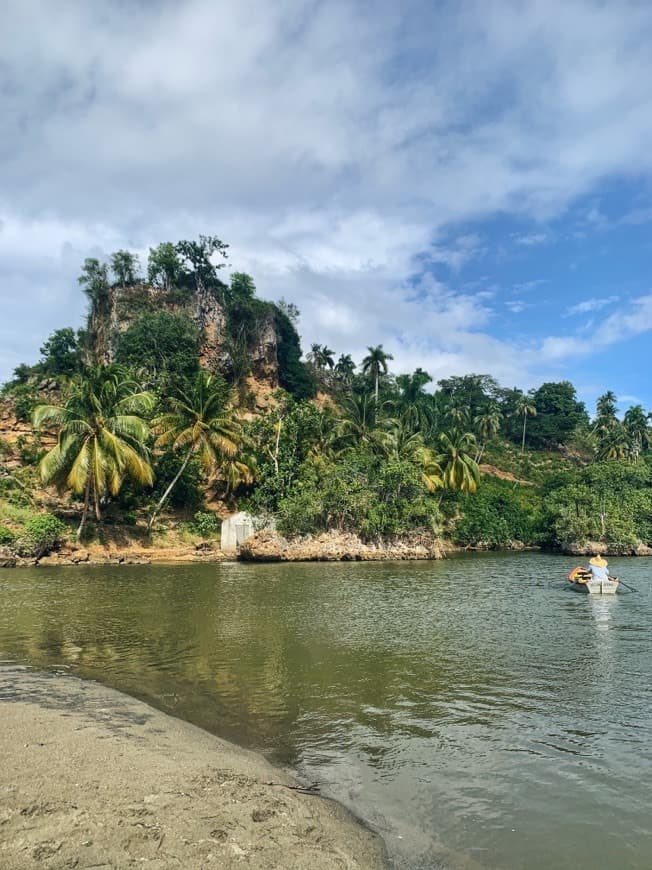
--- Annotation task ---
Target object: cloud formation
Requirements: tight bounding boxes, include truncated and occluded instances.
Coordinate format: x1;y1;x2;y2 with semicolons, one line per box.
2;0;652;395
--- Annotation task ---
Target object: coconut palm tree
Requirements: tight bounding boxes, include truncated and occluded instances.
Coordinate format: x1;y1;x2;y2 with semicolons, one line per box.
383;420;443;493
515;396;537;452
393;368;433;433
334;393;392;454
362;345;394;403
596;423;630;461
623;404;651;460
437;430;480;493
148;371;249;530
473;402;503;461
32;365;155;540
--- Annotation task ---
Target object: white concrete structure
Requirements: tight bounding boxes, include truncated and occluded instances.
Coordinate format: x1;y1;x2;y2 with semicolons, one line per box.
220;512;255;553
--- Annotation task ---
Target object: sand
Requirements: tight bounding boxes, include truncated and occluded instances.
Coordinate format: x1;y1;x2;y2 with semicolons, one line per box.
0;668;386;869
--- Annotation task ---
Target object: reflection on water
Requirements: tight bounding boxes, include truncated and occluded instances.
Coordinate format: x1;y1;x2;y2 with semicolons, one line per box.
1;553;652;869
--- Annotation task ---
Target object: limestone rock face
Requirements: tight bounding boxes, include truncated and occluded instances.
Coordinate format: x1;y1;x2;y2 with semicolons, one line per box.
88;283;281;386
239;530;443;562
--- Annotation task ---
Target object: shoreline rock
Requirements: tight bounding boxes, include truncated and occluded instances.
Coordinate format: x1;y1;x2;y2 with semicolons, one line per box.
239;529;443;562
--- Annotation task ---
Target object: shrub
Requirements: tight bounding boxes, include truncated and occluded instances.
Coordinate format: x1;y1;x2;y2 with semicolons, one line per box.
192;511;219;538
15;514;67;557
0;525;16;546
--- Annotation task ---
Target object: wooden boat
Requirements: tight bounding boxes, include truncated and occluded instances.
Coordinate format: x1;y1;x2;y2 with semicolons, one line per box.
568;566;619;594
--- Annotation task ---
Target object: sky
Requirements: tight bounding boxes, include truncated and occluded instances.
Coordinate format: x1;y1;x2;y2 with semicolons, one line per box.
1;0;652;415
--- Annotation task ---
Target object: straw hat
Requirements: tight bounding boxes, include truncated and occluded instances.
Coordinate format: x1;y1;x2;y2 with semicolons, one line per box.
589;555;608;567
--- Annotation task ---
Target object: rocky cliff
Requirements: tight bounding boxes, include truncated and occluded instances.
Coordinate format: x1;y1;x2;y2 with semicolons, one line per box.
88;283;283;388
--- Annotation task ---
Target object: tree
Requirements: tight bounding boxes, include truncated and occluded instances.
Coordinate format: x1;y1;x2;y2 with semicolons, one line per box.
362;345;394;403
593;391;619;441
110;250;140;288
596;423;630;461
148;371;247;529
437;374;499;421
515;396;537;452
527;381;589;448
334;354;356;386
39;328;82;377
437;430;480;493
334;393;386;453
115;311;201;393
147;242;182;290
77;258;109;303
32;366;154;540
227;272;256;304
623;405;651;459
308;344;335;376
277;298;300;323
473;402;503;461
175;235;228;292
394;368;433;432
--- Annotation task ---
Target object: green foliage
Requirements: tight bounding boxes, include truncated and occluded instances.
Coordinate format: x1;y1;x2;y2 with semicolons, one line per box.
192;511;219;538
147;242;182;290
453;478;539;547
110;250;140;287
541;460;652;550
39;328;82;377
150;453;203;512
16;434;43;467
0;525;16;546
33;365;154;539
78;258;109;303
275;450;439;539
15;514;67;557
115;311;201;393
273;309;315;399
527;381;589;448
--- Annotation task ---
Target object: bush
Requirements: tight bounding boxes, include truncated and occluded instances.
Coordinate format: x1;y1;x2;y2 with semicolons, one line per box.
0;525;16;546
192;511;219;538
15;514;67;557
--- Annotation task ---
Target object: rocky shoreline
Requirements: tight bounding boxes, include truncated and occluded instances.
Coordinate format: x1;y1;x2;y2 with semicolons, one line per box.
0;668;386;870
239;529;444;562
2;530;652;569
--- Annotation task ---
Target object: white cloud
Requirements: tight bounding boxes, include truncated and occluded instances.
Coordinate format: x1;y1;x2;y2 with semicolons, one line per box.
3;0;652;388
537;294;652;363
565;295;619;316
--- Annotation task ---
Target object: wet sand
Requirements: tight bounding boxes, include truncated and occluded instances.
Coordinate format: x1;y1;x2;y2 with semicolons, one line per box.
0;669;386;869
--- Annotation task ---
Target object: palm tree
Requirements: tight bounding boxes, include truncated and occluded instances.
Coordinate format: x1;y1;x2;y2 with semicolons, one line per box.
437;430;480;493
596;423;630;461
393;368;433;433
362;345;394;403
33;366;154;540
308;344;335;371
334;354;356;386
623;404;651;460
383;420;443;492
473;402;503;462
515;397;537;452
334;393;390;453
148;371;248;530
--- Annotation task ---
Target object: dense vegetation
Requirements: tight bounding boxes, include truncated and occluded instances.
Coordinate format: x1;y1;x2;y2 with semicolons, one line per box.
1;236;651;557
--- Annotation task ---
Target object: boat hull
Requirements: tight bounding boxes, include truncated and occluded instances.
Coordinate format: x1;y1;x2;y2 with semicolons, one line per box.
569;579;619;594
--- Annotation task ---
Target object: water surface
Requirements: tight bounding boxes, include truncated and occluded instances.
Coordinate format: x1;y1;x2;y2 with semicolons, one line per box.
1;552;651;869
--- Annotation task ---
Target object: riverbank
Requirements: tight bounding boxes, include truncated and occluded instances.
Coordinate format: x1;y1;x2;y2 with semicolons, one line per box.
0;669;386;870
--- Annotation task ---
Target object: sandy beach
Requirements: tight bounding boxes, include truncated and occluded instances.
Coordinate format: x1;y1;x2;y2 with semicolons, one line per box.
0;668;386;869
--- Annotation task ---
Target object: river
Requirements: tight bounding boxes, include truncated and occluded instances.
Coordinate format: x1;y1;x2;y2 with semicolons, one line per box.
1;551;651;869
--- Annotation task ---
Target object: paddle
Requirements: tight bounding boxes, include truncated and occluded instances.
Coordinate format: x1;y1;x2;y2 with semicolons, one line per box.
614;578;639;593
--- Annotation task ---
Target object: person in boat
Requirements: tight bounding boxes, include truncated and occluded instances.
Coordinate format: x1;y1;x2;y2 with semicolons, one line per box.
587;555;610;581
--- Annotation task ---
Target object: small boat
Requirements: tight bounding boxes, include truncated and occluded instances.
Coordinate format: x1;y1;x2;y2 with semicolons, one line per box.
568;566;619;595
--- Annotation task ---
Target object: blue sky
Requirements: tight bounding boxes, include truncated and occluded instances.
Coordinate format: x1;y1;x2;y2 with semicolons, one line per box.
1;0;652;416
